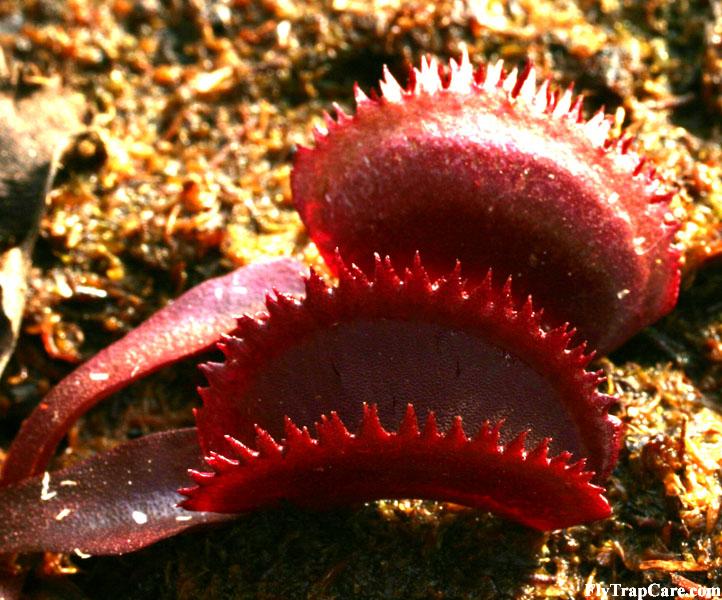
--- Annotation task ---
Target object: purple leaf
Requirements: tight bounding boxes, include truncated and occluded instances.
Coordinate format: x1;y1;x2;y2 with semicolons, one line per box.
0;428;232;555
1;258;307;485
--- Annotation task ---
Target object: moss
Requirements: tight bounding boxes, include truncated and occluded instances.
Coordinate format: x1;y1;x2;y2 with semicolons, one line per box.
2;0;722;596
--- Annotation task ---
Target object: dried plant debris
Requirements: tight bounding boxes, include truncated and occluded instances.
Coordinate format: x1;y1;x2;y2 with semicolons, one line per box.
0;69;83;378
0;0;722;598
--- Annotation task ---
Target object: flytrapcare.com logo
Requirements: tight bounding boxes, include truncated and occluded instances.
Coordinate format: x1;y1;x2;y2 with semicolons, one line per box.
585;583;721;598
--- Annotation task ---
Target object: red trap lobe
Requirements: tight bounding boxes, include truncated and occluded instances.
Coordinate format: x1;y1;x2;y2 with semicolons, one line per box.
188;257;620;529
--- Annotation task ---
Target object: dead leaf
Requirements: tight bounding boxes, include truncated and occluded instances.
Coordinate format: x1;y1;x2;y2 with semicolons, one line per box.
0;69;84;378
